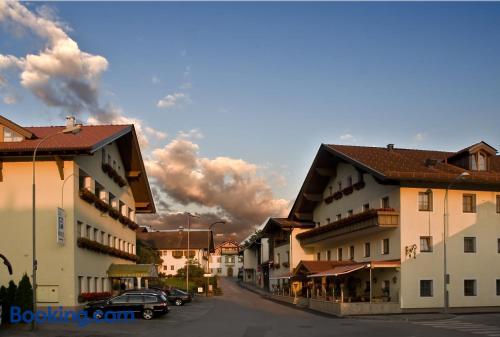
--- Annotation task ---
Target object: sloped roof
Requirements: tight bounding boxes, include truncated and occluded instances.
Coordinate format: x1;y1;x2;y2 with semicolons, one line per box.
268;218;315;229
138;231;214;251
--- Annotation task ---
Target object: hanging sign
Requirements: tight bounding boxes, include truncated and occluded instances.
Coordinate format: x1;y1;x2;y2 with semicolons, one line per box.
56;208;65;245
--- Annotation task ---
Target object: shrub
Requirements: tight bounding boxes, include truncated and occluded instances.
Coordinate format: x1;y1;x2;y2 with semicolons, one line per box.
0;285;7;323
15;274;33;313
78;292;112;303
3;281;17;324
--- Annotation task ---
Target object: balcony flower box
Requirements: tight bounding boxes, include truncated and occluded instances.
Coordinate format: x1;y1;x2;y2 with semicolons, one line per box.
324;195;334;204
353;181;365;190
79;188;96;204
282;262;290;268
128;221;139;230
118;215;128;225
274;264;281;270
94;198;110;213
342;186;354;196
102;163;113;174
77;237;138;262
78;292;112;303
108;208;120;219
333;191;343;200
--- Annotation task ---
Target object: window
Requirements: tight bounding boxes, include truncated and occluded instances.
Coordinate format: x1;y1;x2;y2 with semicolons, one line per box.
86;277;92;293
362;203;370;212
78;276;83;294
497;196;500;213
497;280;500;296
418;191;433;211
382;196;390;209
337;181;342;191
364;242;371;257
464;237;476;253
420;236;433;252
349;246;354;260
464;279;477;296
471;154;478;171
86;225;91;239
217;268;222;274
463;194;476;213
347;176;353;187
3;127;23;142
109;193;117;209
163;265;168;271
498;239;500;254
337;248;343;261
79;170;92;191
336;214;342;221
382;239;390;255
171;265;174;270
108;235;113;247
420;280;433;297
316;252;321;261
217;257;221;263
94;228;99;243
327;250;331;261
77;221;83;238
347;210;353;217
478;153;487;171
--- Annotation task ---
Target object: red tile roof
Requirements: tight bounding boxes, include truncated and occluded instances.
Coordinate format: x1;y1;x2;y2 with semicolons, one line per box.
0;125;131;154
138;231;214;250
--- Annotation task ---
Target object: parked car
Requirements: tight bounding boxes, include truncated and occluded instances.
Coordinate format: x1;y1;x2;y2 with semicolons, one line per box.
84;291;169;320
166;288;192;306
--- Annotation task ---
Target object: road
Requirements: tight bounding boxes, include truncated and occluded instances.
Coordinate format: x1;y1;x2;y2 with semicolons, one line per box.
2;277;500;337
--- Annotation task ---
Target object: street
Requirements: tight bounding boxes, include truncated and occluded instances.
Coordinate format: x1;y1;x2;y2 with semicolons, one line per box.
2;278;500;337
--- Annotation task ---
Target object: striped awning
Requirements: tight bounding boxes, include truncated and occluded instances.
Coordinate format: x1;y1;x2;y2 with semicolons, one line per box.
107;264;158;278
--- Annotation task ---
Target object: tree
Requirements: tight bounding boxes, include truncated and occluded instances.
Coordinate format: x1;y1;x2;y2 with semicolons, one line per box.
136;239;163;265
3;280;17;323
176;263;205;278
15;274;33;313
0;285;7;323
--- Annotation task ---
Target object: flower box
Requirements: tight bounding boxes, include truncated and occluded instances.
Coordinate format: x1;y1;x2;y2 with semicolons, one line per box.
342;186;354;196
108;208;120;219
353;181;365;190
282;262;290;268
77;237;138;262
102;163;112;174
274;264;281;270
128;221;139;230
333;191;343;200
79;188;96;204
118;215;128;225
94;198;110;212
324;195;334;204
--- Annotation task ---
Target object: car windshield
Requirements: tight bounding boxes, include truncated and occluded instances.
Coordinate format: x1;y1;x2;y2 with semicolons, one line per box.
160;295;167;301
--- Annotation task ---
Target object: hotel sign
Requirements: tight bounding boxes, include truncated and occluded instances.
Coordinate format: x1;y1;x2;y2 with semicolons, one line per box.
56;208;65;245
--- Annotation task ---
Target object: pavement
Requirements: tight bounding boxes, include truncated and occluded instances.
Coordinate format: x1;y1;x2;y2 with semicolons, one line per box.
1;277;500;337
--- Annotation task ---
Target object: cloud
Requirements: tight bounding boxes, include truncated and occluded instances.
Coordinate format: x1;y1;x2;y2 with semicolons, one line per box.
177;129;203;140
2;94;18;105
144;137;290;238
414;133;425;142
151;76;160;84
157;92;189;109
340;133;356;142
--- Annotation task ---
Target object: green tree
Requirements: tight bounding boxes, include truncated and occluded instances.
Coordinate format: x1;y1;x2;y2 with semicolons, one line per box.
4;280;17;323
176;263;205;278
15;274;33;312
0;285;7;323
136;239;163;265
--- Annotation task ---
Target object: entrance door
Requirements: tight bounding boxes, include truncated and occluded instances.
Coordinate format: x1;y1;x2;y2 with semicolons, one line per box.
227;267;234;277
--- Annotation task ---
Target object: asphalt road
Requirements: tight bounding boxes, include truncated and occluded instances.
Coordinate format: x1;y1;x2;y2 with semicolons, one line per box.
2;277;500;337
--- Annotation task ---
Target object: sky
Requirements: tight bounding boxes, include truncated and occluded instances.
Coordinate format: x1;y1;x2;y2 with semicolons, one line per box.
1;1;500;241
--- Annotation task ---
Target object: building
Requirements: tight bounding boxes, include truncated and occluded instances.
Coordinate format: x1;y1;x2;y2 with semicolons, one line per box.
209;240;243;277
282;142;500;314
0;115;156;309
138;229;214;276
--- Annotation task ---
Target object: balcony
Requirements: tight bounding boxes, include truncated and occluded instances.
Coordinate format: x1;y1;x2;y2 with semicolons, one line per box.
297;208;399;246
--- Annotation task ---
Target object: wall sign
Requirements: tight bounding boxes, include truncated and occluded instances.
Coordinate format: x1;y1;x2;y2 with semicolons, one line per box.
56;208;65;245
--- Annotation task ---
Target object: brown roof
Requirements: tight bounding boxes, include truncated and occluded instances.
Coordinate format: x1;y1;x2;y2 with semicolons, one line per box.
325;143;500;184
294;260;354;275
138;231;214;251
0;124;131;154
268;218;315;229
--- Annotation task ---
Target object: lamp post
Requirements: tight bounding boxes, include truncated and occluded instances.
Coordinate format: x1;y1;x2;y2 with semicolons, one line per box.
443;171;470;313
181;212;199;293
206;221;225;296
32;121;81;330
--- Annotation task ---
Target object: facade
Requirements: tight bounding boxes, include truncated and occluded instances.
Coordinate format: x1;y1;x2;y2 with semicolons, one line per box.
209;240;243;277
284;141;500;313
0;115;155;309
138;229;214;276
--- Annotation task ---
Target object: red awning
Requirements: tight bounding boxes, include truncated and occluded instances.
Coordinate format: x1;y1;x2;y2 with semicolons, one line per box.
308;263;368;278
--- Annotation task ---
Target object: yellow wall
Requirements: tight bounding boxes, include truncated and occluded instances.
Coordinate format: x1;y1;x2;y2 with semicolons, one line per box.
0;142;140;308
400;187;500;309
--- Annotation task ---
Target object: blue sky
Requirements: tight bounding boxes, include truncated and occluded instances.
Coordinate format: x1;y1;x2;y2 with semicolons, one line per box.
1;2;500;235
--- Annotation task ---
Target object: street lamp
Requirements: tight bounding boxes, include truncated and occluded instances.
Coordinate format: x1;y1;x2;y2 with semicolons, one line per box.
179;212;200;293
32;120;81;330
443;171;470;313
206;221;225;296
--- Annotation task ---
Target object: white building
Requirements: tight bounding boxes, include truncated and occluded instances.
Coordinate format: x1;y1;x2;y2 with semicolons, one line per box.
138;229;214;276
210;241;243;277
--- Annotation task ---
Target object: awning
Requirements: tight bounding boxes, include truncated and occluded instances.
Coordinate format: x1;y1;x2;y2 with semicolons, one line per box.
107;264;158;278
308;263;368;278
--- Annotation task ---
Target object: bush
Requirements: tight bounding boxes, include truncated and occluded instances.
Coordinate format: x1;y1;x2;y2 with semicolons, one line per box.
2;281;17;324
15;274;33;313
0;285;7;323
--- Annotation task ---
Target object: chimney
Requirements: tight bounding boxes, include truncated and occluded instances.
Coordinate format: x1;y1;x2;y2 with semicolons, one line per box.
66;116;76;128
387;144;394;151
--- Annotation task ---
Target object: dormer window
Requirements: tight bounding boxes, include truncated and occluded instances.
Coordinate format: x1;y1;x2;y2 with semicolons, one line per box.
470;152;488;171
3;127;23;142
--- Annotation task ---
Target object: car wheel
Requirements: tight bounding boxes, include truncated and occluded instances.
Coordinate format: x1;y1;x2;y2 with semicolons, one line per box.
93;309;104;320
175;299;183;306
142;309;154;320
